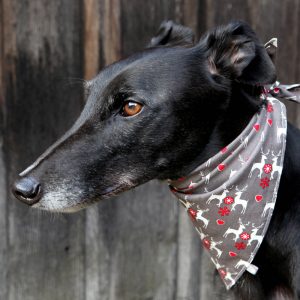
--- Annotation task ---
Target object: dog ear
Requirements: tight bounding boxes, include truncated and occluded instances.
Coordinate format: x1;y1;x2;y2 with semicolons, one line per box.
148;20;195;48
202;21;276;85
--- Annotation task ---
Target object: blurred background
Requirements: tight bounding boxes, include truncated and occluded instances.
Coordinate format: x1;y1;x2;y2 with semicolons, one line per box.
0;1;300;299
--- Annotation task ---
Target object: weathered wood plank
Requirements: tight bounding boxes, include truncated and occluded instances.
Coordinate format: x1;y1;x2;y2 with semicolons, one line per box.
84;0;100;79
0;0;17;298
0;138;8;300
2;0;86;299
102;0;122;65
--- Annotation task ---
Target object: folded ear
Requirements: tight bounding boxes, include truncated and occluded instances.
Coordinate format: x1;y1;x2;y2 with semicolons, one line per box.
148;20;195;48
201;21;276;85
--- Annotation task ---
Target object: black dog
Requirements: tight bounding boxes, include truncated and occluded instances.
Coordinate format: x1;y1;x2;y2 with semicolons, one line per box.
12;21;300;299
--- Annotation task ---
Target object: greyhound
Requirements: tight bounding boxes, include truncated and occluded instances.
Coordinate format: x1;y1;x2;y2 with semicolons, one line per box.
12;20;300;299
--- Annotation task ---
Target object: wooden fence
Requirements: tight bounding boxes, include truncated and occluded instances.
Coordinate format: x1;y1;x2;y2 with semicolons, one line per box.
0;0;299;299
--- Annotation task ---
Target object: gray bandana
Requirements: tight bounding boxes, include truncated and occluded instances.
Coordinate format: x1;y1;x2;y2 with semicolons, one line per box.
169;95;287;289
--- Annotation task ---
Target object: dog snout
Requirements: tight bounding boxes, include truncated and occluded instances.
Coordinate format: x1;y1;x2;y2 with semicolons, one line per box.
12;176;41;205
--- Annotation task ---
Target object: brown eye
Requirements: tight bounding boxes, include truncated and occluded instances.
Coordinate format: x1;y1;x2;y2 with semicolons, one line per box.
122;101;143;117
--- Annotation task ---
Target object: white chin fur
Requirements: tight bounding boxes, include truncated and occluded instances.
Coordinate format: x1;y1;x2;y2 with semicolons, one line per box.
31;184;87;213
32;203;84;213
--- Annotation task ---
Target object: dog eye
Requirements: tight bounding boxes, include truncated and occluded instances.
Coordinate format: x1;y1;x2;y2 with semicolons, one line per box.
122;101;143;117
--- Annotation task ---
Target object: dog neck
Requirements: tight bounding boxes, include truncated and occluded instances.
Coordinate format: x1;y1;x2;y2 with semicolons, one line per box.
179;84;264;177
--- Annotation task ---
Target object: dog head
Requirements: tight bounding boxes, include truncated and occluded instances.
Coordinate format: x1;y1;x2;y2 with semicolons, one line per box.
12;21;276;212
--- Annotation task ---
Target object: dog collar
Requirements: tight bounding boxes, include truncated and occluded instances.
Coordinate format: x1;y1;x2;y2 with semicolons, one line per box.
169;95;287;289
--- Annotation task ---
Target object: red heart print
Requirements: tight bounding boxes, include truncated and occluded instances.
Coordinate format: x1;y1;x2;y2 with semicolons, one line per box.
229;251;237;257
273;87;280;94
216;219;225;225
218;268;227;278
218;164;226;171
188;208;197;220
267;119;273;126
221;147;227;154
203;239;211;249
255;195;263;202
253;124;260;131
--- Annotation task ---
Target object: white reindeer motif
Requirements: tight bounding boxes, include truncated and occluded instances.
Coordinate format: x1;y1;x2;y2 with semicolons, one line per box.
235;255;258;274
210;238;223;258
223;218;250;241
270;150;283;179
205;173;210;184
196;208;210;228
200;171;211;184
224;270;238;286
277;126;286;142
231;185;248;214
206;189;229;207
248;223;264;246
211;257;224;270
248;149;270;178
262;201;275;217
239;154;247;165
235;259;250;269
240;136;248;148
195;226;207;240
229;170;237;179
205;158;212;168
179;199;192;209
197;230;223;258
203;187;209;193
230;155;246;178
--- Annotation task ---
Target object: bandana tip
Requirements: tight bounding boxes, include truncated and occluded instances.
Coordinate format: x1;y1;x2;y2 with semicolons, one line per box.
246;263;258;275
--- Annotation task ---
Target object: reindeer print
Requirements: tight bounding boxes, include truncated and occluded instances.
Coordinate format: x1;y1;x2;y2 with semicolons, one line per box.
209;238;223;258
277;126;286;142
179;199;192;209
204;173;210;184
195;226;207;240
201;234;223;258
205;158;212;168
211;257;225;270
248;149;270;178
270;150;283;179
262;202;275;217
196;208;210;228
240;136;248;148
206;189;229;207
247;223;264;246
229;170;237;179
223;270;238;286
223;218;250;241
200;171;211;184
235;259;250;269
231;185;248;214
229;156;246;178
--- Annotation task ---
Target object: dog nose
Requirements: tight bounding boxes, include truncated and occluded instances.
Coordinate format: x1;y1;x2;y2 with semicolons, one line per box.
12;177;41;205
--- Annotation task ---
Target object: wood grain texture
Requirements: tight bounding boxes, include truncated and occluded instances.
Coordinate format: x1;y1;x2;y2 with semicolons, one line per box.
2;0;85;300
84;0;100;79
1;1;300;300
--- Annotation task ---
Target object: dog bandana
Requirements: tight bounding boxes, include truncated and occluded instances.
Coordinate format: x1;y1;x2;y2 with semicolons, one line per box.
169;93;287;289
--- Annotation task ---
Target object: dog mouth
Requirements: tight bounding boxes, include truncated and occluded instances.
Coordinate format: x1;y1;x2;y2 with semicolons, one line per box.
31;183;133;213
